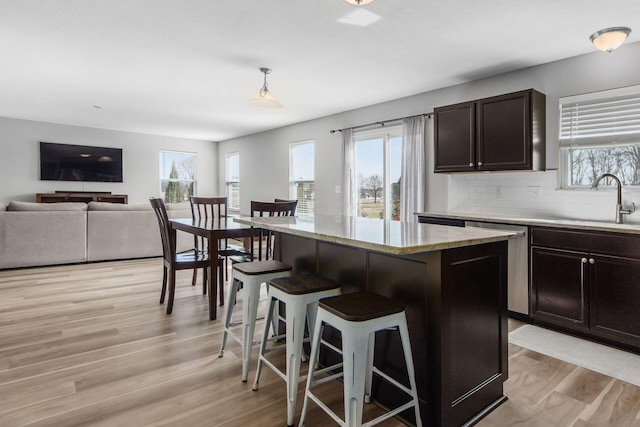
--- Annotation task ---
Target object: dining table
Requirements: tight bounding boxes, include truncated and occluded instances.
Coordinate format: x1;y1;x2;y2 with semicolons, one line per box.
169;216;254;320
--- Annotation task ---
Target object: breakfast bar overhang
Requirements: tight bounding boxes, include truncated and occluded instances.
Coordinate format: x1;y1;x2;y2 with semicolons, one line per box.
235;215;516;427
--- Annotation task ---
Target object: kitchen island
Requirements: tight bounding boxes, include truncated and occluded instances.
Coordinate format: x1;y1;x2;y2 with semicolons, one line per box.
235;214;516;426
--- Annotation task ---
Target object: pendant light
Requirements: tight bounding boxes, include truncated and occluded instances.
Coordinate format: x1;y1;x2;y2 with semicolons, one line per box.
590;27;632;52
248;67;283;108
344;0;374;4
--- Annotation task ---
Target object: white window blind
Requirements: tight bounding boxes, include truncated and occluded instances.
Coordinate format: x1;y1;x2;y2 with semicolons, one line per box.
560;85;640;187
560;85;640;148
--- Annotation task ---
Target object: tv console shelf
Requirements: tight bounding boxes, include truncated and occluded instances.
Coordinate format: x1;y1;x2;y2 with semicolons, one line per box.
36;193;128;204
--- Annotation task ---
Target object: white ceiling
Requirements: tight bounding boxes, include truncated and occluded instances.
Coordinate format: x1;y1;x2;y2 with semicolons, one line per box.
1;0;639;142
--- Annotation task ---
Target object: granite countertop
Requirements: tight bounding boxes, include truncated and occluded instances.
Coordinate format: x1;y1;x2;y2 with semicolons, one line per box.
416;211;640;234
234;214;516;255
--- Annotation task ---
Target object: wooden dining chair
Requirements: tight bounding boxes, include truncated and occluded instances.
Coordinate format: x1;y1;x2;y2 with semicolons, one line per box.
249;200;297;260
189;197;249;291
150;197;223;314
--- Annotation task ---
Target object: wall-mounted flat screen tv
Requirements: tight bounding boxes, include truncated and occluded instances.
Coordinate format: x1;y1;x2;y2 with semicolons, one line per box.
40;142;123;182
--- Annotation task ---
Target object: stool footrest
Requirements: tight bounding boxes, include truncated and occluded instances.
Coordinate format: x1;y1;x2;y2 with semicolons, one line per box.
306;393;344;426
220;329;260;349
256;357;288;383
364;401;418;427
319;339;342;356
371;366;415;398
309;369;344;386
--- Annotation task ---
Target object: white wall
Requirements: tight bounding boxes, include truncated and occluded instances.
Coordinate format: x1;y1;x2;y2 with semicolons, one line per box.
0;117;218;205
218;42;640;221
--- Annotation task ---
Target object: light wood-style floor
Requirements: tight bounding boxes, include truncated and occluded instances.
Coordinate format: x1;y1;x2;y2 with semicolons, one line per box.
1;258;639;426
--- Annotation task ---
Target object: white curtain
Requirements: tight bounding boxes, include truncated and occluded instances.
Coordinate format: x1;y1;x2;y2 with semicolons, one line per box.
400;116;426;222
341;128;357;216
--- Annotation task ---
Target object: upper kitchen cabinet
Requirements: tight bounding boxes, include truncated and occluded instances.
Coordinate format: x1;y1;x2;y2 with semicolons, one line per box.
434;89;546;173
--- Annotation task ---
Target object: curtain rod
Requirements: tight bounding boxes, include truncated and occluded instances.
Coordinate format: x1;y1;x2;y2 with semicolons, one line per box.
329;112;433;134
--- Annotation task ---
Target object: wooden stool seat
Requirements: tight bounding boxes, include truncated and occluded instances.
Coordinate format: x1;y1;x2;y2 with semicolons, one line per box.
319;291;404;322
270;274;342;295
233;259;291;275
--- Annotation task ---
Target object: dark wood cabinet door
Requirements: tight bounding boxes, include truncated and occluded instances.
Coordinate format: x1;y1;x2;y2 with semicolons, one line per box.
434;89;545;173
434;101;475;172
531;246;589;331
590;255;640;347
476;91;531;171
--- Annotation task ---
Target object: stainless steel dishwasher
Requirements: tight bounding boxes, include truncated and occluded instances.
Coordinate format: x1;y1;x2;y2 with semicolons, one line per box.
465;221;529;316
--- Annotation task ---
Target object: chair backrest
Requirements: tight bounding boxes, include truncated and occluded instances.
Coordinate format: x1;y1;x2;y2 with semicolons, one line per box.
251;201;297;218
250;201;297;260
150;197;173;263
190;196;229;252
190;196;229;223
274;199;298;215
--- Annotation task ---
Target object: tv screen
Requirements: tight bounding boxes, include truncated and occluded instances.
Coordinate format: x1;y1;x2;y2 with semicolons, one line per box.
40;142;123;182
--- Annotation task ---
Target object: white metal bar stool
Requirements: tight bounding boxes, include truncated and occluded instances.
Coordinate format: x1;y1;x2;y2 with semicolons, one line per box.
252;275;341;427
218;259;292;382
299;291;422;427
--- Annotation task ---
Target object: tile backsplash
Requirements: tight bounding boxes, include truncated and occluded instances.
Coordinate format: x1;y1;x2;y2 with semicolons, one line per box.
447;170;640;225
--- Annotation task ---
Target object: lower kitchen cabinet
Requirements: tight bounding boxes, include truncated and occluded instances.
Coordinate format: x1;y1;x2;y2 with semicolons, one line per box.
591;255;640;347
531;246;589;331
531;227;640;352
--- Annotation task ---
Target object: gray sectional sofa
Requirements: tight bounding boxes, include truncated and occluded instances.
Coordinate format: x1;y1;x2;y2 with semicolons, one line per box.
0;201;193;269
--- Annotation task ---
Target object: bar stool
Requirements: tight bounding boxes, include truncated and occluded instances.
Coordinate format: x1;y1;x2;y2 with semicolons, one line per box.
299;291;422;427
252;275;341;427
218;259;292;382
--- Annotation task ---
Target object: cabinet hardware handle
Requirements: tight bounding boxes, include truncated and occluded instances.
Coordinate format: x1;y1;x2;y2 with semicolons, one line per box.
469;163;474;167
589;258;595;264
581;258;588;264
478;161;483;166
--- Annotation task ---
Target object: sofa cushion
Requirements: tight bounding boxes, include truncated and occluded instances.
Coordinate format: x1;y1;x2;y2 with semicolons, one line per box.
88;201;152;211
0;209;87;269
87;208;161;261
7;201;87;211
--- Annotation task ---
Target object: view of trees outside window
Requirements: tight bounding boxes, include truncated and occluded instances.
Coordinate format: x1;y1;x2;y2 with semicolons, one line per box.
569;146;640;186
225;152;240;210
355;126;402;220
289;140;314;215
160;151;196;203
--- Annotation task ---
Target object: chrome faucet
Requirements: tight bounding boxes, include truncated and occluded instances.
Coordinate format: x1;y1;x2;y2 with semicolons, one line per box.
592;173;635;224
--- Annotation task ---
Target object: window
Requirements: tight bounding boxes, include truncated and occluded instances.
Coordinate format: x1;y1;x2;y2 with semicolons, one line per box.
225;152;240;210
159;151;196;203
354;125;402;220
560;85;640;187
289;140;314;215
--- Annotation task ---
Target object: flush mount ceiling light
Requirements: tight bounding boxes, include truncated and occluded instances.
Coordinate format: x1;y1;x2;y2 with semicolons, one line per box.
590;27;632;52
248;67;283;108
344;0;374;5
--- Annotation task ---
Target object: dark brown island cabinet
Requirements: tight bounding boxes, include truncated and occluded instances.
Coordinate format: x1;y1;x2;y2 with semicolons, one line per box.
531;227;640;353
275;242;508;425
434;89;546;173
235;215;515;426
